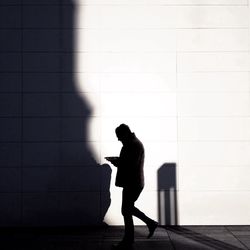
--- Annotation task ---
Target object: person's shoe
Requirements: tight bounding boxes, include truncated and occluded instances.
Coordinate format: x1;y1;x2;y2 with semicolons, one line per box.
111;240;134;250
147;220;158;238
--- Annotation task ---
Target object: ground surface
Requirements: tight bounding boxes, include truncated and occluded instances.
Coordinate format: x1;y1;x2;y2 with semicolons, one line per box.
1;226;250;250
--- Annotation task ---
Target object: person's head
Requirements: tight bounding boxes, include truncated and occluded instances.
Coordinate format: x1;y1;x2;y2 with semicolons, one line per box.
115;124;132;144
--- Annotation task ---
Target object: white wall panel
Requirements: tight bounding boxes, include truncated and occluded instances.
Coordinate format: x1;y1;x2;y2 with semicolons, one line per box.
179;118;250;141
178;93;250;117
143;142;178;167
179;142;250;166
179;166;250;191
100;73;176;92
177;29;249;51
99;30;177;52
71;6;249;29
178;72;250;92
179;191;250;225
100;6;248;29
99;53;176;73
101;93;177;117
178;52;250;72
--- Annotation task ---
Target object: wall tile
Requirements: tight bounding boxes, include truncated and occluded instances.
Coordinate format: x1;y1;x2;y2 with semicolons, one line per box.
0;53;21;72
23;53;61;72
177;72;249;92
0;168;21;192
23;94;60;117
23;73;61;92
0;143;21;167
179;141;250;166
179;117;250;141
178;52;249;72
99;29;177;52
177;29;249;51
22;192;101;226
178;93;250;117
101;93;177;117
100;73;176;92
100;52;176;73
23;118;61;142
23;6;60;28
0;94;21;117
179;166;250;191
0;73;21;92
0;194;21;227
179;191;250;225
0;118;21;142
23;166;102;192
0;30;21;52
23;30;61;52
23;143;60;167
0;7;21;28
97;6;249;29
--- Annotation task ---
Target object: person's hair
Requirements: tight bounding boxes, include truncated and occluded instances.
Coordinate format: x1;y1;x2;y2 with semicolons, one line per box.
115;124;132;137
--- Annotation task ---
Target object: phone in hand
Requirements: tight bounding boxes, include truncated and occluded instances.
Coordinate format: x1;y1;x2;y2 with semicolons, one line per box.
105;157;119;162
105;157;119;166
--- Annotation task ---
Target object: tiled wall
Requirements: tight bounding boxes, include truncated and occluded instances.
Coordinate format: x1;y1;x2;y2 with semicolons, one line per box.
0;0;249;226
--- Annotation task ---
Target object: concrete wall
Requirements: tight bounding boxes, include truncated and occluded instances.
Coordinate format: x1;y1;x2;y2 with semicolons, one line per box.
0;0;249;226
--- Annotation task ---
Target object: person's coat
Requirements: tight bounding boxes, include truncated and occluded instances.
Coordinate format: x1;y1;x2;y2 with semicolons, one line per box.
115;133;145;189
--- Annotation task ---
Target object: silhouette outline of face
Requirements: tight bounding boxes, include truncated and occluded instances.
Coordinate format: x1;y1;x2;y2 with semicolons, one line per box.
115;124;131;145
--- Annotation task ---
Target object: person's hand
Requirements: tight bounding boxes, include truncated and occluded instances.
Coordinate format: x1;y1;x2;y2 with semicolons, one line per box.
105;157;119;167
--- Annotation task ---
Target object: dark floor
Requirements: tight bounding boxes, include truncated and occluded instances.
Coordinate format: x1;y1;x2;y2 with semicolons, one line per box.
1;225;250;250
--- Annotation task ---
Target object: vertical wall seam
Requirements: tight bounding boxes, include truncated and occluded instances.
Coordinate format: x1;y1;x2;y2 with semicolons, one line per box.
175;29;179;225
20;0;24;226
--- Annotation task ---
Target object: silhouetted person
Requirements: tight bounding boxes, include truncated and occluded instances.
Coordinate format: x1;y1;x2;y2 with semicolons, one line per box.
107;124;158;249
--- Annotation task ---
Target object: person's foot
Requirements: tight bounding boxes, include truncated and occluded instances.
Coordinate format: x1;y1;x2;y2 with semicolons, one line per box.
147;220;158;238
111;240;134;249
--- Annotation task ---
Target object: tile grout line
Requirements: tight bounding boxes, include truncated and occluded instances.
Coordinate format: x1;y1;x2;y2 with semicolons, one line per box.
165;227;176;250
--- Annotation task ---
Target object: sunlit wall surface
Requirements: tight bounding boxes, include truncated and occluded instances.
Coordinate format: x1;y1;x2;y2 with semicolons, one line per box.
73;0;250;225
0;0;250;226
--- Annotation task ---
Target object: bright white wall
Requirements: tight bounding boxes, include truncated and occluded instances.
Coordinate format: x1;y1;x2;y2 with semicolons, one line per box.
74;0;250;225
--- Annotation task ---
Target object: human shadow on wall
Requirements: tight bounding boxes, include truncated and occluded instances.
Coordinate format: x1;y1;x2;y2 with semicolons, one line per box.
0;1;111;226
157;163;178;226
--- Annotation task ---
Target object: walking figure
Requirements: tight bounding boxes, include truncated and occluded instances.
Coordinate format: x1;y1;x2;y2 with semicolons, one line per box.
106;124;158;249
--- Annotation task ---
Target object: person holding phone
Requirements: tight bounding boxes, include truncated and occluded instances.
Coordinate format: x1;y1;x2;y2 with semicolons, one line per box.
106;124;158;249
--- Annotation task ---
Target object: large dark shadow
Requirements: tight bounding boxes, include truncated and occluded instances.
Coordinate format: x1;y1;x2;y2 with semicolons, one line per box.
0;0;111;226
158;163;178;226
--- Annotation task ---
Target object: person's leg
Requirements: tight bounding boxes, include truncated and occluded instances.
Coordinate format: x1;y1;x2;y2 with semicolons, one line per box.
121;188;135;244
131;188;159;238
133;206;151;224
